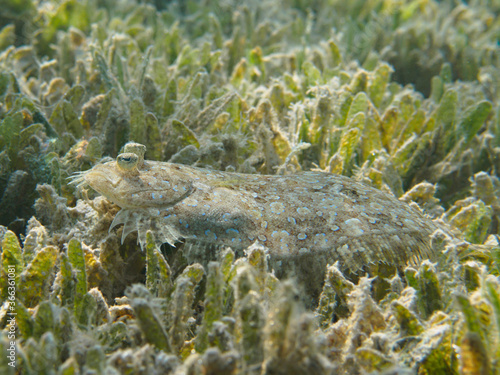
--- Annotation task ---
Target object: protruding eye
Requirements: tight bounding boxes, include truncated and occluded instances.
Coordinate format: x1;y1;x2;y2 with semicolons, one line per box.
117;153;139;171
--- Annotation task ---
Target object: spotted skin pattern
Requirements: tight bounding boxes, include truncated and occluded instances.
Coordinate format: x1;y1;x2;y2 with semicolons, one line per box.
73;143;437;273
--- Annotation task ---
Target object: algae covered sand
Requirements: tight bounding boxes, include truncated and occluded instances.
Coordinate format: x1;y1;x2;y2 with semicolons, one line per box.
1;0;500;374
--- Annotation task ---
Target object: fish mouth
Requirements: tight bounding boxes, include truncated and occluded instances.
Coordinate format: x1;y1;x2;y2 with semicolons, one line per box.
68;168;121;191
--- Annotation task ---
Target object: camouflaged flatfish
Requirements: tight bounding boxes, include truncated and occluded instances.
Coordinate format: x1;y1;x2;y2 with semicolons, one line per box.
71;142;438;275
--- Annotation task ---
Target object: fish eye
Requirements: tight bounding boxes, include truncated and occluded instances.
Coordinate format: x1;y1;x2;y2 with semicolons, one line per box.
117;152;139;171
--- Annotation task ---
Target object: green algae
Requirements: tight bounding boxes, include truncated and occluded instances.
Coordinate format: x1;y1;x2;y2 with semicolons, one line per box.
0;0;500;373
131;295;172;352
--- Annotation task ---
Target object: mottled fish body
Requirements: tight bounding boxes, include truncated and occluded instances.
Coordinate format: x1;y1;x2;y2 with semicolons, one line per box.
72;143;437;291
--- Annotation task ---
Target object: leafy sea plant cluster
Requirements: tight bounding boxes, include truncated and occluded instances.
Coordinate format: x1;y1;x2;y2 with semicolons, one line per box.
1;0;500;373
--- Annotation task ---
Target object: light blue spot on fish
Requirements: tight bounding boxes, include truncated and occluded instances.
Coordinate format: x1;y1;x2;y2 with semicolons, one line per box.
313;233;329;245
205;230;217;240
187;200;198;207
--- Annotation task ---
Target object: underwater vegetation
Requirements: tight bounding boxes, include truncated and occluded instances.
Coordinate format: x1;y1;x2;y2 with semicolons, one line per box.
0;0;500;373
